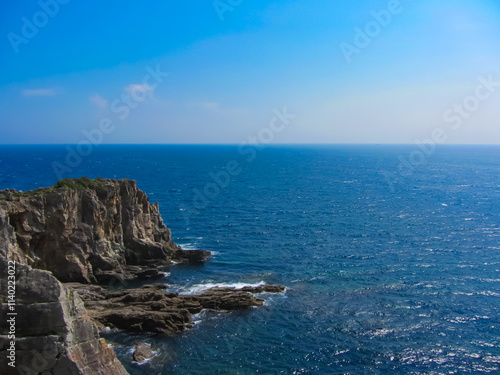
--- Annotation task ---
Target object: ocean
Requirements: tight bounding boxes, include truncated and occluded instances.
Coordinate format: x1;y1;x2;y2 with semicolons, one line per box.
1;144;499;374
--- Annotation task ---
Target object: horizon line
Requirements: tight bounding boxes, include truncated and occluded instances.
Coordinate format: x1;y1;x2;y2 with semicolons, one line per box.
0;143;499;147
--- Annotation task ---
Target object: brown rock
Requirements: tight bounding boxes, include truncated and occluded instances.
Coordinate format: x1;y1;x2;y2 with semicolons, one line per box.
193;289;265;310
136;268;165;280
0;259;128;375
0;178;287;373
173;249;211;264
133;342;154;363
66;282;285;335
0;178;211;283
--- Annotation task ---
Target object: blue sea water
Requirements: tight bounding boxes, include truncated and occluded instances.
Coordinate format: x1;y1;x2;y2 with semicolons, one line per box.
1;144;499;374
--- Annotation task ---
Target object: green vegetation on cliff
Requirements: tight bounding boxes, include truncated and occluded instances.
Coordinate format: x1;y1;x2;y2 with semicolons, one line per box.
53;176;107;191
1;177;110;200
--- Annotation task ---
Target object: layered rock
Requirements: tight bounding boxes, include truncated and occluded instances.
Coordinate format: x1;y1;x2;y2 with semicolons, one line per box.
0;178;205;374
66;283;286;335
0;178;210;283
0;259;128;375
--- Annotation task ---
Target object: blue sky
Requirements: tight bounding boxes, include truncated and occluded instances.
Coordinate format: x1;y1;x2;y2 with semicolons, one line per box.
1;0;499;144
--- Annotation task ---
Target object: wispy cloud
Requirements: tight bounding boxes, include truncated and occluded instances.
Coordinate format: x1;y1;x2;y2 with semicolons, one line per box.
90;93;108;109
125;83;155;98
22;88;57;97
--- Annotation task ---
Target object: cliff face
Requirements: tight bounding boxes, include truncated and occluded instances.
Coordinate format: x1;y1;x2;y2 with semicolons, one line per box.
0;178;205;284
0;178;282;374
0;258;128;375
0;178;204;375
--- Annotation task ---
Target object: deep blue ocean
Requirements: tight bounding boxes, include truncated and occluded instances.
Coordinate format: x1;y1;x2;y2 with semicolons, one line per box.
1;145;499;374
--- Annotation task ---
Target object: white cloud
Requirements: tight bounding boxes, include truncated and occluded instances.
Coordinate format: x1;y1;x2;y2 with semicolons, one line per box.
90;93;108;109
125;83;155;98
22;88;56;97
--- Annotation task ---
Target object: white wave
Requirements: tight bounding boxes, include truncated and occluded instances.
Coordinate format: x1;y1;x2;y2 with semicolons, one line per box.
132;352;158;366
128;345;158;365
191;309;218;324
175;281;267;295
479;291;500;297
179;243;198;250
262;290;288;306
191;311;205;324
372;328;394;337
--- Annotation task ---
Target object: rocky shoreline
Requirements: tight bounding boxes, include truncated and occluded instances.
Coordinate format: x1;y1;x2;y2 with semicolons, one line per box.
68;282;285;335
0;178;285;374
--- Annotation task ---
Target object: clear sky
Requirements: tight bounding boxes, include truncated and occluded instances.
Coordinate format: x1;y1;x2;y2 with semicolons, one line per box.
1;0;499;144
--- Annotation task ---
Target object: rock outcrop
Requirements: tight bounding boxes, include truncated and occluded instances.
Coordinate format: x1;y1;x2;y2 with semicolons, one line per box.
0;258;128;375
132;342;154;363
66;283;286;335
0;178;210;284
0;178;285;374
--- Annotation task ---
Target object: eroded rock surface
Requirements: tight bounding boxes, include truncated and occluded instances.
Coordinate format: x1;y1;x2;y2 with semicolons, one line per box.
0;259;128;375
66;282;286;335
132;342;154;363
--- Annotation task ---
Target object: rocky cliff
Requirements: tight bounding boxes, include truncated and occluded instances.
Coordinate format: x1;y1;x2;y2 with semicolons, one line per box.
0;177;209;284
0;178;207;374
0;178;284;374
0;258;128;375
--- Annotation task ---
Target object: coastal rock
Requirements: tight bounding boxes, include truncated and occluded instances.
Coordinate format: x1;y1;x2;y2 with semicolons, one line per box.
133;342;154;363
0;178;210;284
173;248;212;263
136;268;166;280
0;178;286;374
0;178;213;374
193;289;265;310
67;282;286;335
0;258;128;375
